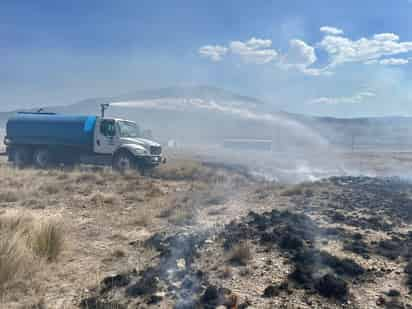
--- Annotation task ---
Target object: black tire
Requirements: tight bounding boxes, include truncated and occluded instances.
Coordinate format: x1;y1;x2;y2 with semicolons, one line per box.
62;159;79;170
112;151;135;172
33;148;53;169
14;147;31;168
60;154;80;169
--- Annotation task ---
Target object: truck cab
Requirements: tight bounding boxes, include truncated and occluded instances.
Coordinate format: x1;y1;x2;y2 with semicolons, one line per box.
95;117;164;171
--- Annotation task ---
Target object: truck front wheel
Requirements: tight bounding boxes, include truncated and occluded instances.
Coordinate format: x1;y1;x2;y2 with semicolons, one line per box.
113;151;135;172
33;149;53;169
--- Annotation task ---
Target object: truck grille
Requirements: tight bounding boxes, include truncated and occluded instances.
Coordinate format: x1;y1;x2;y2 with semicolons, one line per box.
150;146;162;155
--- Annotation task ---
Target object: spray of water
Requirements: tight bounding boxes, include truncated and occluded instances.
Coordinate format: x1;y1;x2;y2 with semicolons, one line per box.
110;97;329;148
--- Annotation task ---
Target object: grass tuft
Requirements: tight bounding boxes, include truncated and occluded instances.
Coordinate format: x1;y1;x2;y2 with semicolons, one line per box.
152;160;207;181
29;220;64;262
228;242;252;266
40;183;60;195
0;190;20;203
0;233;26;288
89;192;118;206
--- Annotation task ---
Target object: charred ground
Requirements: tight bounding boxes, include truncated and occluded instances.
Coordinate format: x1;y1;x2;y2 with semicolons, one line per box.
1;157;412;308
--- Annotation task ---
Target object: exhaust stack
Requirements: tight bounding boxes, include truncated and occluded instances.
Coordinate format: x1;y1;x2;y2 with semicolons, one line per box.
100;103;110;118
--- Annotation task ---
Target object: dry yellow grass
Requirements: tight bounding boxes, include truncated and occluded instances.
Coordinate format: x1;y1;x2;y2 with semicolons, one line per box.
0;190;20;203
39;183;61;195
29;220;64;262
0;232;26;289
168;205;196;226
281;185;304;196
152;159;210;181
0;212;64;293
129;209;154;227
0;159;238;307
89;191;118;206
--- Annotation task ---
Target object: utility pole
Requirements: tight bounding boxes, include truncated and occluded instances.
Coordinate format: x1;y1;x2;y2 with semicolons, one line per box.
351;133;355;152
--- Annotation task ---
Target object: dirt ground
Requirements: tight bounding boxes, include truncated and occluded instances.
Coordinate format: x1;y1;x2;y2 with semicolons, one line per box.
1;152;412;308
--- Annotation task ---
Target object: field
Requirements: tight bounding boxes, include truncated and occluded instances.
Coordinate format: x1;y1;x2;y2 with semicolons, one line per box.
1;152;412;308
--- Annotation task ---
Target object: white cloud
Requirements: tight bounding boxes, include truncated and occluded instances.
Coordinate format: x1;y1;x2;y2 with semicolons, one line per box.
373;33;399;41
198;45;228;61
319;32;412;67
303;68;333;76
280;39;332;76
307;91;376;105
229;37;278;64
242;37;272;49
379;58;409;65
198;27;412;76
284;39;317;68
320;26;344;35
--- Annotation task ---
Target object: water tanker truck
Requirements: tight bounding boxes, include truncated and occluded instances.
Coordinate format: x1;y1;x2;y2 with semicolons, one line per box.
4;111;164;172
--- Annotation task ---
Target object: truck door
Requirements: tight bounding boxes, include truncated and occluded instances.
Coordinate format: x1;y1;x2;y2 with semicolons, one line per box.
94;119;118;154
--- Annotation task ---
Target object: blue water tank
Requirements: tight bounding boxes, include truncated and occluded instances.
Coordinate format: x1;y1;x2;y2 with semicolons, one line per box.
6;114;97;150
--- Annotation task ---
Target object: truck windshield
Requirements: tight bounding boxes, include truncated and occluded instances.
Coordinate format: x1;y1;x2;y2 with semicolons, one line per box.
118;121;140;138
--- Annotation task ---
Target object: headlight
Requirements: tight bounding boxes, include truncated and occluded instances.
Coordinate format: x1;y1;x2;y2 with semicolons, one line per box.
133;147;148;155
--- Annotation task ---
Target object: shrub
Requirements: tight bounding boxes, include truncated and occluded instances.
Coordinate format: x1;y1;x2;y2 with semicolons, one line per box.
0;214;32;236
0;190;20;203
130;210;153;227
112;249;126;258
29;220;63;262
152;160;205;181
0;233;25;288
89;192;118;206
75;172;101;183
0;212;65;291
281;186;304;197
40;184;60;195
169;207;195;226
228;242;252;266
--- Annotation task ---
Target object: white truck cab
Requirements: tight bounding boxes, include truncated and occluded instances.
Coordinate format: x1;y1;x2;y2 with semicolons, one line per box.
94;117;164;171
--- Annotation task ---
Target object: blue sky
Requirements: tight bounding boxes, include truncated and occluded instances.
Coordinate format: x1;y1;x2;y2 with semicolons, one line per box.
2;0;412;117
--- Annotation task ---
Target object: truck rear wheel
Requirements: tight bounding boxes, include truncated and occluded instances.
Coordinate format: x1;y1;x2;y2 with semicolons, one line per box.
33;149;52;169
113;151;135;172
14;147;31;168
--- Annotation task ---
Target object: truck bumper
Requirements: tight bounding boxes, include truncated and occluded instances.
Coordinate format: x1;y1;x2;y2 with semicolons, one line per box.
136;155;164;167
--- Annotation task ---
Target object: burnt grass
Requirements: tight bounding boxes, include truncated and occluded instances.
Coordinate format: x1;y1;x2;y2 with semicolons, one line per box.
81;231;244;308
324;176;412;229
220;177;412;301
319;177;412;294
80;176;412;307
128;232;210;307
222;209;365;301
